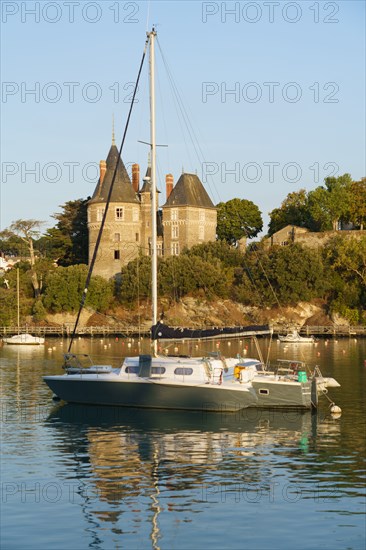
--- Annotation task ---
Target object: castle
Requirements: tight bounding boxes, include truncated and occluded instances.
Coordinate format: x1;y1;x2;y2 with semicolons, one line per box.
87;139;217;279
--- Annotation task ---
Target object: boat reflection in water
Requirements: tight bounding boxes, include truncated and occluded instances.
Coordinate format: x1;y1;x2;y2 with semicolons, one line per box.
46;405;331;548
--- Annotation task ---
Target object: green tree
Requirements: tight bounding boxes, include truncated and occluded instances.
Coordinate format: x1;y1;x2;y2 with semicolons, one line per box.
323;236;366;323
217;198;262;243
183;240;243;267
268;189;310;236
0;219;44;297
41;199;89;265
347;179;366;230
116;256;152;305
43;264;113;313
158;255;232;300
307;174;352;231
233;244;328;307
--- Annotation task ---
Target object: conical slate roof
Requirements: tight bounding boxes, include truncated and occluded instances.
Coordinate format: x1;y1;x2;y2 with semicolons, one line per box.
163;173;215;208
89;144;139;204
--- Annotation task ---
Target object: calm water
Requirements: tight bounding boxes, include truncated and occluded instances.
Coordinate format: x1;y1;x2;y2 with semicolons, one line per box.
1;337;365;550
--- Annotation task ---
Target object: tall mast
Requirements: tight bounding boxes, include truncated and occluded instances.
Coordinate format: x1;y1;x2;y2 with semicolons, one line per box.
149;28;158;352
17;267;20;334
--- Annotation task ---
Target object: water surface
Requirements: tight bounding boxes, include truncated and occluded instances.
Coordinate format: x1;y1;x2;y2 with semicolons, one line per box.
1;337;365;549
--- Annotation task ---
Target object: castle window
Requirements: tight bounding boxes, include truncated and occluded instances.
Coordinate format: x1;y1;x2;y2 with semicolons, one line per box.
114;250;120;260
171;242;179;256
171;209;178;221
199;211;205;222
133;208;139;222
171;224;179;239
114;233;121;242
97;208;105;221
115;207;124;220
157;243;163;256
199;225;204;240
135;233;139;242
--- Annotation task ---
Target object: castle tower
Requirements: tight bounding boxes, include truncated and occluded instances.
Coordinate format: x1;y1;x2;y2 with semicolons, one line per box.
87;143;141;279
139;158;163;257
162;172;217;256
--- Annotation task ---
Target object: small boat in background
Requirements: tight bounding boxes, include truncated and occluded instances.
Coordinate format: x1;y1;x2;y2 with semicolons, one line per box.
2;268;45;345
278;330;315;343
3;333;45;345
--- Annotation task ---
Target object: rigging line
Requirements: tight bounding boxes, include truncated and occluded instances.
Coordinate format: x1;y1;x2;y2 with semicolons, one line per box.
155;55;171;172
156;37;221;204
156;45;194;174
253;248;282;308
67;35;150;353
156;39;198;174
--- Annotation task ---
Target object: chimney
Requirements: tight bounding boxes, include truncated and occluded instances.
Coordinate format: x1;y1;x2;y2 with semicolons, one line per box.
166;173;174;200
99;160;107;184
132;163;140;193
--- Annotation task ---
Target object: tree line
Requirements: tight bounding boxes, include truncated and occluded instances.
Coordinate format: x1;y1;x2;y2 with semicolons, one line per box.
0;174;365;326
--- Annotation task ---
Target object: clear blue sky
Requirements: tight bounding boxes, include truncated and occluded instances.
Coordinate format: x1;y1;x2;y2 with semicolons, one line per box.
1;0;365;234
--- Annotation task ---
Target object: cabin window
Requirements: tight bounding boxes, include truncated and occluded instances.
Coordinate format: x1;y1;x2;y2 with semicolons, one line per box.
174;367;193;376
259;389;269;395
151;366;166;374
114;250;120;260
125;366;139;374
115;207;124;220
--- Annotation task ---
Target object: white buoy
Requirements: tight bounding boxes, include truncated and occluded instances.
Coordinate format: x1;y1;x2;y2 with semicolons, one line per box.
330;404;342;414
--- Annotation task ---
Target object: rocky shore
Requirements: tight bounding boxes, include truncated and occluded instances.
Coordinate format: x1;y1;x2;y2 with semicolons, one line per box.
41;297;342;331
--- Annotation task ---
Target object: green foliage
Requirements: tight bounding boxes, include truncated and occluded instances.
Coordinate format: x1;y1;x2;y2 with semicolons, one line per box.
268;189;310;236
116;252;233;304
347;179;366;229
268;174;357;235
43;199;89;265
232;244;328;307
158;255;232;300
217;198;262;243
0;287;18;325
183;240;243;267
43;265;113;313
116;256;152;305
307;174;352;231
32;299;47;321
322;236;366;320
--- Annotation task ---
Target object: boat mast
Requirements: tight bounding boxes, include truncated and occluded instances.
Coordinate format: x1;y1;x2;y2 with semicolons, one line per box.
148;28;158;354
17;267;20;334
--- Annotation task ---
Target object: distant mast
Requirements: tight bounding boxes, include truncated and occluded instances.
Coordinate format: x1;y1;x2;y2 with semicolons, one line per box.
148;28;158;354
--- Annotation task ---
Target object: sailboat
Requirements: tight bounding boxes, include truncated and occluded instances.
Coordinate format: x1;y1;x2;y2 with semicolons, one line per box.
43;30;335;411
43;30;260;412
2;268;45;345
